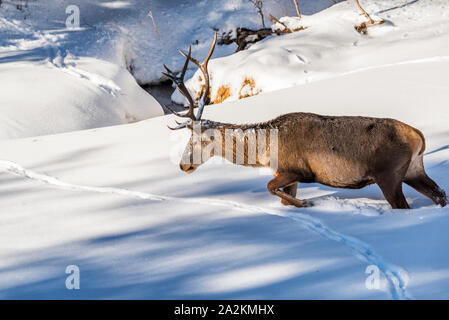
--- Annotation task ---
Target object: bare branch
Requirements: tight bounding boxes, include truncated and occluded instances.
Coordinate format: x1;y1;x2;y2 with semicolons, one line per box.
354;0;374;23
148;11;159;36
293;0;301;20
353;0;385;34
249;0;266;28
269;14;292;33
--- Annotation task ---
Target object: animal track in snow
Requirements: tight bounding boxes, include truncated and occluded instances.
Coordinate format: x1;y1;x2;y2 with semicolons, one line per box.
0;159;411;300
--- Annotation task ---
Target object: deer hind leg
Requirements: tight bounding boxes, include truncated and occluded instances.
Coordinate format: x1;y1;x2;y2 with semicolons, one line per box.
376;175;410;209
405;174;447;207
375;162;411;209
267;173;311;208
281;183;298;206
404;155;447;207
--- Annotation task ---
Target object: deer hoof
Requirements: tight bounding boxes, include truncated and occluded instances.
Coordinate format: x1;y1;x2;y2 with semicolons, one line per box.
281;199;313;208
300;200;313;208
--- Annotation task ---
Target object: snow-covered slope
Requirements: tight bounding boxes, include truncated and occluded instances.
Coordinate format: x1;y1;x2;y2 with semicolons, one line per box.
0;58;162;140
0;4;163;140
0;0;336;140
173;0;449;104
0;56;448;299
0;0;333;85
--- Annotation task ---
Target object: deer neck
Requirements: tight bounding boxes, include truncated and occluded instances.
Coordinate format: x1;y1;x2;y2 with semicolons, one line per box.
211;123;274;168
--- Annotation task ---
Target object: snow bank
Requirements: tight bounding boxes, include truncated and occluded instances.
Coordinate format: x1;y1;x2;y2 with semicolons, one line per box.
0;2;164;139
173;0;449;104
0;57;162;140
0;0;336;85
0;0;337;139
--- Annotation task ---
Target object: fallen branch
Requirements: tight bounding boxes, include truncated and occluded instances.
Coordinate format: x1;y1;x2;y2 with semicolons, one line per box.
268;14;292;33
268;0;305;34
219;28;275;52
354;0;385;34
220;0;306;51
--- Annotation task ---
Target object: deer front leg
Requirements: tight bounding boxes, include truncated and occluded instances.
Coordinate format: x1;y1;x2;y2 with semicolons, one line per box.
267;173;312;208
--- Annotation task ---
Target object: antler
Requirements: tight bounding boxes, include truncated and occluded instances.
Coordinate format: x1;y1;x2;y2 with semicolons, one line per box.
163;32;217;130
162;47;196;122
179;32;217;121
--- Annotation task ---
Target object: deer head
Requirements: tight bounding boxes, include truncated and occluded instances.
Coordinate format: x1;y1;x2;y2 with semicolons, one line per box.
163;33;218;173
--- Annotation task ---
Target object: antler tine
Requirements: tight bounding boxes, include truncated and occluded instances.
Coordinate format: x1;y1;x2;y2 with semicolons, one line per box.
167;119;191;131
195;32;217;120
161;71;175;82
163;104;188;118
164;32;218;126
168;123;185;130
179;49;201;69
179;32;217;72
179;46;191;81
161;75;195;120
163;64;174;74
166;111;192;130
161;50;196;120
162;64;177;83
168;124;183;131
175;47;196;120
180;32;218;121
204;32;218;67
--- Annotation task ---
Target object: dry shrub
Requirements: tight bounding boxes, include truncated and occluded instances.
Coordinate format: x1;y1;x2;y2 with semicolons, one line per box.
239;77;262;99
194;74;212;102
214;85;231;104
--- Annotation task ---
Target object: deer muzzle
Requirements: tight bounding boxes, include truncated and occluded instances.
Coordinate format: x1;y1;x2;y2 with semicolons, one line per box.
180;163;197;174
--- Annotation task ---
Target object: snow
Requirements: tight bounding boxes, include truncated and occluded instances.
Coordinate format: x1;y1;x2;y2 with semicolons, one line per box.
0;4;163;139
0;58;162;139
0;0;332;85
0;0;448;300
172;0;449;104
1;51;448;298
0;0;335;139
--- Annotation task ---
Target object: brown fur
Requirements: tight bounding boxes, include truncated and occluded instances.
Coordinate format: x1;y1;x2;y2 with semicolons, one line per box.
181;112;447;209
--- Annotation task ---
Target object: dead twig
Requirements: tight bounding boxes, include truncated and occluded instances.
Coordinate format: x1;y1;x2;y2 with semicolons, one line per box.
354;0;385;34
249;0;266;28
148;11;159;36
354;0;373;23
268;0;305;34
268;14;292;33
293;0;301;19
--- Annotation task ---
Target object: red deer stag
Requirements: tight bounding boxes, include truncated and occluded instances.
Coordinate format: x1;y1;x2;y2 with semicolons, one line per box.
162;33;447;210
